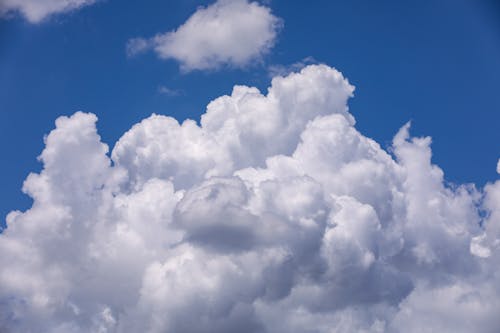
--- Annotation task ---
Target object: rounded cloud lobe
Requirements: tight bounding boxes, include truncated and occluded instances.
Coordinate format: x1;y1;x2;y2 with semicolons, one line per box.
1;65;500;332
127;0;282;71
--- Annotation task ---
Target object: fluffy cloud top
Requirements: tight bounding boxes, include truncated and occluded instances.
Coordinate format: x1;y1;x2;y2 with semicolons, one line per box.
1;64;500;332
0;0;96;23
127;0;282;71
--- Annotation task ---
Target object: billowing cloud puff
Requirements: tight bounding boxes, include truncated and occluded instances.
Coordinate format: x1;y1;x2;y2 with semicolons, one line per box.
0;0;96;23
1;64;500;332
127;0;282;71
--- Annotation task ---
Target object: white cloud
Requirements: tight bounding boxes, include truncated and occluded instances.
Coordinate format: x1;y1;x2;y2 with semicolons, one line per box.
1;64;500;332
125;37;151;57
127;0;283;71
157;85;183;97
0;0;96;23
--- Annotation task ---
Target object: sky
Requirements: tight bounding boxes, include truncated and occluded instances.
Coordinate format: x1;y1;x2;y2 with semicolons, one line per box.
1;0;500;224
1;0;500;332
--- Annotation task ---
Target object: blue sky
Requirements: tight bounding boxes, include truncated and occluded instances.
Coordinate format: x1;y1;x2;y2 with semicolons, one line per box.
3;1;500;331
1;0;500;224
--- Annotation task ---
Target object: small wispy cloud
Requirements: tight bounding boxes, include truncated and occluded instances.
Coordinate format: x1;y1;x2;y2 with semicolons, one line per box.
0;0;97;23
126;37;153;58
157;85;184;97
267;56;318;78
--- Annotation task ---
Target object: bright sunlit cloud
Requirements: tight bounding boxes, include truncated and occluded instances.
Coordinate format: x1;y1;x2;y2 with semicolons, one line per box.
126;0;282;72
1;65;499;332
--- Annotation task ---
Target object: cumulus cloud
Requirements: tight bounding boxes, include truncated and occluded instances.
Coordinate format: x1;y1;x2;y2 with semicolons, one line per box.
1;64;500;332
127;0;282;71
0;0;96;23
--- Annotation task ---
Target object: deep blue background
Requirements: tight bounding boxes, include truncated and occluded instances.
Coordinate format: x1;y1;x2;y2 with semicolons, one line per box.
1;0;500;227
